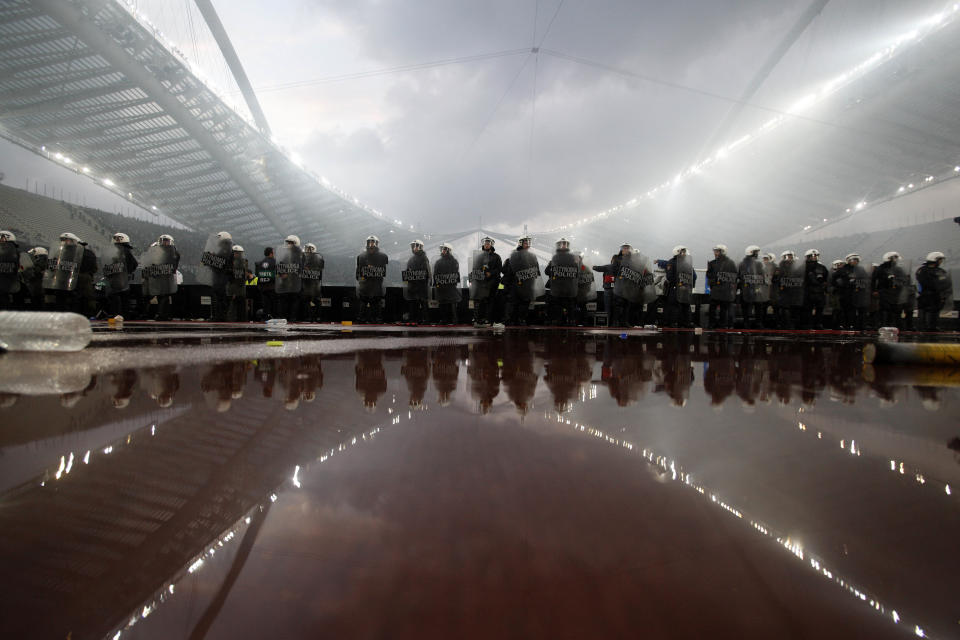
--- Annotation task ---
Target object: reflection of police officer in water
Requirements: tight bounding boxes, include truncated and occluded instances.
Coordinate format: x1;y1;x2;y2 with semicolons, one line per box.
141;365;180;408
107;369;138;410
703;338;736;407
500;333;538;416
431;345;461;406
655;334;695;408
542;334;593;412
401;348;431;409
201;362;244;413
256;359;277;399
467;342;501;414
599;336;654;408
355;350;387;411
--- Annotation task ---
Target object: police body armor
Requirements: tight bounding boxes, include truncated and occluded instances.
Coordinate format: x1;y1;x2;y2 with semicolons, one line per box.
0;243;20;294
738;256;765;303
142;244;178;296
777;260;805;308
43;241;84;292
403;252;431;301
469;250;500;300
508;249;540;302
357;249;388;298
674;254;695;304
432;254;461;304
301;253;324;298
548;250;579;299
198;233;232;288
102;244;130;294
275;245;303;294
708;256;738;302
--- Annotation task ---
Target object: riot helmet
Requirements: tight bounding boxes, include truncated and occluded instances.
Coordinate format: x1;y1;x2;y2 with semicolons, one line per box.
926;251;945;264
28;247;48;256
60;232;80;245
832;259;844;268
882;251;900;263
0;230;15;243
158;234;174;245
482;236;495;250
366;235;380;249
304;243;317;253
673;245;687;256
764;252;776;261
517;235;532;249
804;249;820;261
713;244;727;256
556;237;570;250
232;245;245;253
440;242;453;255
781;250;795;260
411;239;424;252
112;232;130;244
285;235;301;247
216;231;232;241
845;253;860;264
745;245;760;256
620;243;632;256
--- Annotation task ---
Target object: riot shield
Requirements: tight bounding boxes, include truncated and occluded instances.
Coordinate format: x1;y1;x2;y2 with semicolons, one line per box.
895;260;913;306
508;249;539;302
275;245;303;294
941;270;955;311
738;256;765;303
675;254;695;304
101;244;130;294
764;261;777;305
432;254;462;304
197;233;232;287
226;254;247;297
708;256;738;302
142;244;178;296
357;250;388;298
777;260;805;307
613;253;655;304
42;241;84;292
469;250;497;300
402;253;430;301
548;250;579;299
0;243;20;294
577;256;596;303
851;264;873;309
301;253;324;297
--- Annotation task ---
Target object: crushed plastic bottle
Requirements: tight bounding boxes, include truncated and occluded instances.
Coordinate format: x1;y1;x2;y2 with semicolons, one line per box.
877;326;899;342
265;318;289;331
0;311;92;352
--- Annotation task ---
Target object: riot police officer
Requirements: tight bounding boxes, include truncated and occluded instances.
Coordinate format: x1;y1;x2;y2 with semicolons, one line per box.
21;246;48;310
665;245;696;328
433;243;461;325
738;245;764;329
544;237;579;326
276;235;303;321
803;249;829;329
776;250;805;329
226;244;248;321
469;236;501;327
199;231;233;321
300;243;325;322
356;235;388;323
257;247;277;319
873;251;907;328
916;251;951;331
502;235;539;326
104;232;138;319
403;239;431;324
77;240;98;318
706;244;737;328
0;230;21;310
834;253;871;331
146;234;180;321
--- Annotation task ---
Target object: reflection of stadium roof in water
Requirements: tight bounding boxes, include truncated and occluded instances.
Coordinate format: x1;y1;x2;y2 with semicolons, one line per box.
0;0;418;256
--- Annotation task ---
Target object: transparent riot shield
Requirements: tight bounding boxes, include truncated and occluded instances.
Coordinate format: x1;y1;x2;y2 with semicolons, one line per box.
301;253;324;297
42;241;84;292
357;250;387;298
547;250;579;299
675;254;695;304
402;253;430;301
469;250;497;300
142;244;178;296
851;264;873;309
0;243;20;294
102;244;130;294
637;253;658;303
197;233;232;287
895;259;913;306
432;252;462;304
613;253;650;304
275;245;303;294
509;249;540;302
738;255;764;304
577;255;596;304
778;259;805;308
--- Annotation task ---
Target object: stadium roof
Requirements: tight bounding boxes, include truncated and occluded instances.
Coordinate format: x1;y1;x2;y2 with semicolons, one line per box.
0;0;418;255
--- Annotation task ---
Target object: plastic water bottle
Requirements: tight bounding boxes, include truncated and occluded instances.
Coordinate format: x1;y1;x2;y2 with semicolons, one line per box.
0;311;92;352
877;326;899;341
266;318;288;331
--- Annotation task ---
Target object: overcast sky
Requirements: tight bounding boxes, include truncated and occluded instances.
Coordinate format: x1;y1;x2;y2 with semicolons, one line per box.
3;0;947;237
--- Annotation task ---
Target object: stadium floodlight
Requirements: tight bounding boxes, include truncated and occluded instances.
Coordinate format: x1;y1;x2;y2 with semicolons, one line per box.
103;178;115;187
